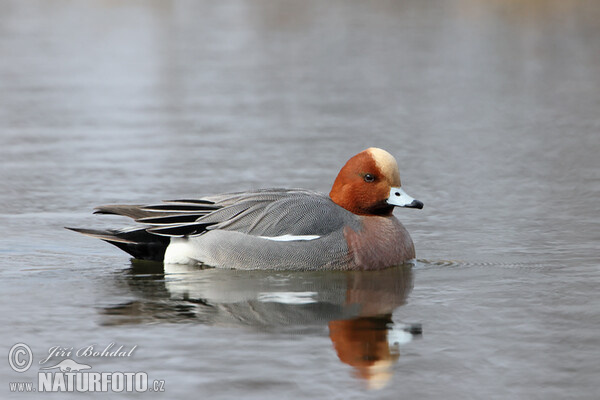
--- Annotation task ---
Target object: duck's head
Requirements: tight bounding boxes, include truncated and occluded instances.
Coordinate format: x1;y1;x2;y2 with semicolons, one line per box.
329;148;423;216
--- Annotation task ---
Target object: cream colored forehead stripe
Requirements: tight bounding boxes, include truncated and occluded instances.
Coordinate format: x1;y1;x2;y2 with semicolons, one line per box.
366;148;401;186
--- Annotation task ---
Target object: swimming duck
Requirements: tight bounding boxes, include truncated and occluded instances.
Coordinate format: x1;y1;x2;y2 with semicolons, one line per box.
69;148;423;270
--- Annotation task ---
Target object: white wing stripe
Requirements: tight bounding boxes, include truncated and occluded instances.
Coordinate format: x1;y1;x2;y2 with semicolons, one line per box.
258;234;320;242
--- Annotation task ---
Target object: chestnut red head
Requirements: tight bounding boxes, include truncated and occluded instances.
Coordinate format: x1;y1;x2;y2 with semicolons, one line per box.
329;148;423;216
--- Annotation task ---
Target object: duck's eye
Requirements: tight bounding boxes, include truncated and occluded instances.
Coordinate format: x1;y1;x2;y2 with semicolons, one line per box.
364;173;375;183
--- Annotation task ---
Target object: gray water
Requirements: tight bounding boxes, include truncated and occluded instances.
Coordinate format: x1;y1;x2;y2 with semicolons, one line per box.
1;0;599;398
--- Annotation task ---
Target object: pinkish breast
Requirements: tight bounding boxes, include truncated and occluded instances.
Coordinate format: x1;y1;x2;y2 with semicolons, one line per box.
344;216;415;270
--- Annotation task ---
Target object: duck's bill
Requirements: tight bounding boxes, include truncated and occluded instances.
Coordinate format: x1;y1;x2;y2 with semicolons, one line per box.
386;187;424;209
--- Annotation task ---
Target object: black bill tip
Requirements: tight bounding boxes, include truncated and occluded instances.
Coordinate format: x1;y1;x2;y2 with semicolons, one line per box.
405;199;424;209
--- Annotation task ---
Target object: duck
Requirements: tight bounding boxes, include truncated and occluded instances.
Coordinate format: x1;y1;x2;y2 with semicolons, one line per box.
68;148;423;270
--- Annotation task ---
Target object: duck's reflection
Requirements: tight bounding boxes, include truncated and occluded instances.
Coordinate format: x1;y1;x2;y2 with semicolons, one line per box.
102;261;420;388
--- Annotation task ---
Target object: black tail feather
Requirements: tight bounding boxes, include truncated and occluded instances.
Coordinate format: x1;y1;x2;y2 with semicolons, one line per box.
73;199;224;260
141;204;220;212
136;214;209;225
67;227;170;261
146;223;212;237
162;199;215;204
93;205;164;220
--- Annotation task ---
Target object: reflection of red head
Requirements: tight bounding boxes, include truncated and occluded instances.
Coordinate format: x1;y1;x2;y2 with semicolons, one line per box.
328;316;399;389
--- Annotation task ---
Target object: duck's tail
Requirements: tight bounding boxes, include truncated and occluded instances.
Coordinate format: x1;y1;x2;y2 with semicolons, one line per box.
66;227;170;261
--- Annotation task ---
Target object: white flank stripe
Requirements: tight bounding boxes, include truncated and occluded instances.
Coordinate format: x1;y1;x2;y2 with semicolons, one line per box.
258;234;320;242
257;292;318;304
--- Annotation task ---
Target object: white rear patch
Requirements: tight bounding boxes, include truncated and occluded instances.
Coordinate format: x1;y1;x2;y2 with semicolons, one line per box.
257;291;318;304
164;238;194;264
258;234;320;242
